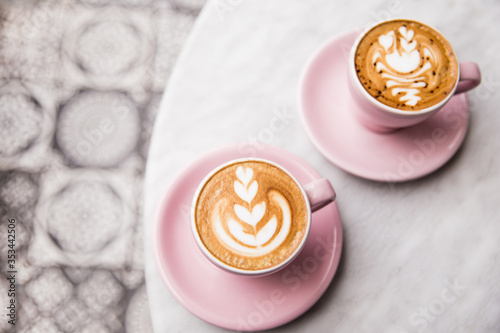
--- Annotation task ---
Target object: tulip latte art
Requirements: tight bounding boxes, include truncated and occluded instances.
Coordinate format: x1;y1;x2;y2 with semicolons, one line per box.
355;20;458;111
194;160;308;271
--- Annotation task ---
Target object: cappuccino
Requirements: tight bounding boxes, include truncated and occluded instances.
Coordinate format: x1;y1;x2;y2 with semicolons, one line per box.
193;160;308;271
354;19;459;111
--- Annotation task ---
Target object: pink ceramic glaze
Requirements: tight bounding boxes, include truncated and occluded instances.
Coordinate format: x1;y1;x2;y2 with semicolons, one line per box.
347;21;481;133
455;61;482;94
153;144;343;331
299;30;471;182
304;178;336;212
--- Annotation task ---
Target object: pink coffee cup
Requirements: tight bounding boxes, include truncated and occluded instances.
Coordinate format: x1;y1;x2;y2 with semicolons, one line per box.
191;158;336;277
348;19;481;133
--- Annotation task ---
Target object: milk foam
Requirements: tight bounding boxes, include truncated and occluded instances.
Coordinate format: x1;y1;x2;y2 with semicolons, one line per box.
211;166;292;257
373;26;436;106
195;161;308;271
355;20;458;110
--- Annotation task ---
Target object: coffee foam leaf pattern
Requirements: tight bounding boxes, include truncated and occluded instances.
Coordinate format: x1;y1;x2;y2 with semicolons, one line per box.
356;20;458;110
378;31;394;50
234;202;266;227
236;166;253;187
380;27;420;74
195;160;308;270
234;180;258;204
399;26;414;42
211;166;293;257
227;216;278;247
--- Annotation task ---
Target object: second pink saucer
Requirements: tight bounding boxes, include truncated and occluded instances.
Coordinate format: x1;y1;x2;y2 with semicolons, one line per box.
153;144;343;331
299;30;470;182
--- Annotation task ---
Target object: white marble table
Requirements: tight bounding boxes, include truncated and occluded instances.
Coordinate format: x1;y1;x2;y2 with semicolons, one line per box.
144;0;500;331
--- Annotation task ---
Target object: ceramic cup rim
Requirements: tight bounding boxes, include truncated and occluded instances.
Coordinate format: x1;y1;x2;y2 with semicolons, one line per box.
190;157;312;277
348;18;461;117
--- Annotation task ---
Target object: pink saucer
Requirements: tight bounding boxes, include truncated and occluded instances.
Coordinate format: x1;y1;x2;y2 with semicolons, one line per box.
153;145;343;331
299;30;470;182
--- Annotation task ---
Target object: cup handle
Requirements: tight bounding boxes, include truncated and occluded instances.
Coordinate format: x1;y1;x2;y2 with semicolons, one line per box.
455;62;481;94
303;178;336;213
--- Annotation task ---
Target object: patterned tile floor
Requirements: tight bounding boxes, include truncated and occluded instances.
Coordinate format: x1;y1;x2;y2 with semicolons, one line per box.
0;1;206;331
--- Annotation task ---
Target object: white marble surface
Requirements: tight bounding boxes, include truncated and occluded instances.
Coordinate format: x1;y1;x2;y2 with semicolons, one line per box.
144;0;500;331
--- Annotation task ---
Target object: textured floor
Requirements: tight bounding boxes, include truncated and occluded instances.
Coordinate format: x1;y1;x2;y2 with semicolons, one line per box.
0;1;206;332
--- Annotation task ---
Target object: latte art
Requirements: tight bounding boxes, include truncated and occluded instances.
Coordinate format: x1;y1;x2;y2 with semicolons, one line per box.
212;166;292;256
194;160;308;271
355;20;458;111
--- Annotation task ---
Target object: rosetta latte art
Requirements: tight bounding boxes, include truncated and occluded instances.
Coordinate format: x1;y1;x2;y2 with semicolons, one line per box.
355;20;458;111
212;166;292;256
194;160;308;271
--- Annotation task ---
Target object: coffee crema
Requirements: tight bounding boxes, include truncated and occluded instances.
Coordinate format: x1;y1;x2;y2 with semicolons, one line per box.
194;160;308;271
354;19;459;111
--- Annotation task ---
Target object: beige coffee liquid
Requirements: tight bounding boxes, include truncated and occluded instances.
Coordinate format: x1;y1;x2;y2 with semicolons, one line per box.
194;160;308;271
354;19;459;111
